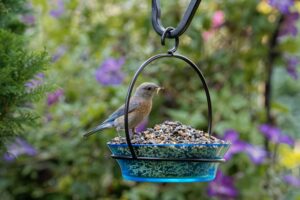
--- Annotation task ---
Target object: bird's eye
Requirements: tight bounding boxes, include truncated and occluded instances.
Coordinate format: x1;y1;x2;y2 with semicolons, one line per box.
147;87;151;90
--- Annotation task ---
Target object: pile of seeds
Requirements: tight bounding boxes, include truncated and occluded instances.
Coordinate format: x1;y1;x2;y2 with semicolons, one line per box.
109;121;229;144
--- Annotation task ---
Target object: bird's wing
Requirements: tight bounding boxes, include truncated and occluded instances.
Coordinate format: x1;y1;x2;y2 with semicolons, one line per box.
102;100;140;124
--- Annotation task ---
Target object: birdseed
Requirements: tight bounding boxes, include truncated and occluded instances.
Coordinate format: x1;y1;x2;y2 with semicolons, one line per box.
109;121;229;144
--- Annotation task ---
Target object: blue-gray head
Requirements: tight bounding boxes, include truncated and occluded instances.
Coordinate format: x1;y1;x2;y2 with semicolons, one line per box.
134;82;162;99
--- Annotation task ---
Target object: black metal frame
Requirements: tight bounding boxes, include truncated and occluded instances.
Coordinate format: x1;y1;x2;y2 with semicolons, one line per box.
152;0;202;38
110;53;224;163
110;0;225;164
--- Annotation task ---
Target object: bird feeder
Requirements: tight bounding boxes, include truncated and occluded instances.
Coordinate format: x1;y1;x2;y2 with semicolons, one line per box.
107;0;230;182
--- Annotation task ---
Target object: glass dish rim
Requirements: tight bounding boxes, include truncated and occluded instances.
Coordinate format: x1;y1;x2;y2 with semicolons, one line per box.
107;142;231;147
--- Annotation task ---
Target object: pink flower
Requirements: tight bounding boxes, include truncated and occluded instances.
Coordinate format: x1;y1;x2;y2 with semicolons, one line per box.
212;11;225;28
202;10;225;41
202;31;214;41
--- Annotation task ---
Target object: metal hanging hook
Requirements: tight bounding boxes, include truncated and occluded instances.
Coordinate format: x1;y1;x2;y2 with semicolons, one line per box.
152;0;202;38
161;27;179;54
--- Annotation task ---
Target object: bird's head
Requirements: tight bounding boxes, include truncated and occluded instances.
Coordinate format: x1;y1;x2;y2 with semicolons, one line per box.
134;82;163;99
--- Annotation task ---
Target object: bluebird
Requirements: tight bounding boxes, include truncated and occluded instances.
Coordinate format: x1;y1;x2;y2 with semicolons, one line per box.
84;82;162;137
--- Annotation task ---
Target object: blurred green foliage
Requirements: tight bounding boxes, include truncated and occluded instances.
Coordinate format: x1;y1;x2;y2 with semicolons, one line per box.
0;0;27;33
0;0;299;199
0;0;48;148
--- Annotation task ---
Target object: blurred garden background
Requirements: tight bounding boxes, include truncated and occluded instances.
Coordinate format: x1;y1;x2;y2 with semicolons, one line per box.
1;0;300;199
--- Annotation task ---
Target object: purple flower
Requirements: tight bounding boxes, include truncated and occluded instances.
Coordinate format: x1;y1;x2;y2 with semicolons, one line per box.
207;170;238;199
25;73;45;89
52;45;67;62
279;12;299;37
259;124;294;146
50;0;65;18
21;15;35;25
283;175;300;187
35;73;45;79
223;130;247;160
95;57;125;86
47;89;64;106
244;144;267;164
223;129;239;142
3;137;37;162
223;129;267;164
285;57;299;79
136;118;148;133
268;0;294;14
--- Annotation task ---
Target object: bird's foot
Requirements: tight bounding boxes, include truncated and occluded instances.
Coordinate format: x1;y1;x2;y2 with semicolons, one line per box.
131;128;137;135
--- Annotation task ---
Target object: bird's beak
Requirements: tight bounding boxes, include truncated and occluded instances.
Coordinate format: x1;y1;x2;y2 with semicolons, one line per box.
156;87;164;94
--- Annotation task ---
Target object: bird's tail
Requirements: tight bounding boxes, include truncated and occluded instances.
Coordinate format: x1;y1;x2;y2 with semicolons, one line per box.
83;122;113;138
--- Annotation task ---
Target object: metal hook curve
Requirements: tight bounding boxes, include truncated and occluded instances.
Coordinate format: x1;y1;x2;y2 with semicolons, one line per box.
161;27;179;54
152;0;202;38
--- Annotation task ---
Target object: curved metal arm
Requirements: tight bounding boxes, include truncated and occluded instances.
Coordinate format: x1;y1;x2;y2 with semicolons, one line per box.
124;53;212;159
152;0;202;38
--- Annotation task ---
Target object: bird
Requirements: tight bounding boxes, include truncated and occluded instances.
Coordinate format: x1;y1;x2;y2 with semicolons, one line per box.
83;82;162;137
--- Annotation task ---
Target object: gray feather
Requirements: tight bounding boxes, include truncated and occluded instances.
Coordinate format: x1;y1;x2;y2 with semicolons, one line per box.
102;100;140;124
83;122;113;137
84;99;140;138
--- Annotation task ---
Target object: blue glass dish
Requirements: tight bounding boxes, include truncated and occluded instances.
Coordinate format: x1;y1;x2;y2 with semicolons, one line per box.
107;143;230;182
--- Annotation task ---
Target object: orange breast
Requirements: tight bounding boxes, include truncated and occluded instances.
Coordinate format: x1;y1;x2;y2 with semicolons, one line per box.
136;100;152;117
114;99;152;129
